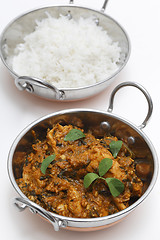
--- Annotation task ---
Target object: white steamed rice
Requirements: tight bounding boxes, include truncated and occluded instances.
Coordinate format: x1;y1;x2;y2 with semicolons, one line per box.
12;14;121;88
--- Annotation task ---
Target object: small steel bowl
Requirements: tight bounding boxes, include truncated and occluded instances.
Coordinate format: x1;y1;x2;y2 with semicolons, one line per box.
0;0;130;101
8;82;158;231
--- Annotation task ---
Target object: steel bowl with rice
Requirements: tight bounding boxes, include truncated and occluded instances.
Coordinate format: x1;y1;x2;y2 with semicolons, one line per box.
0;0;130;101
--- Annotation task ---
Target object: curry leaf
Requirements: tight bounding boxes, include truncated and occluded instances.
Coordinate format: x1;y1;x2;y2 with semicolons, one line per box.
105;178;124;197
41;154;56;174
64;129;85;141
98;158;113;177
83;158;125;197
83;173;99;188
109;140;123;158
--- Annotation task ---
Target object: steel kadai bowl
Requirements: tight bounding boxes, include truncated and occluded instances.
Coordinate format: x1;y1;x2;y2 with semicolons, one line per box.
0;0;130;101
8;82;158;231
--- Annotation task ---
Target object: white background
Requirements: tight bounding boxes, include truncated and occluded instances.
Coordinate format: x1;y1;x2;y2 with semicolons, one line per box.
0;0;160;239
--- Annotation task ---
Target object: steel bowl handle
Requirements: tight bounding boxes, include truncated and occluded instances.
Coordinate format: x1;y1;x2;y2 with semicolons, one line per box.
101;0;109;12
107;82;153;130
15;76;65;100
13;197;67;231
69;0;109;12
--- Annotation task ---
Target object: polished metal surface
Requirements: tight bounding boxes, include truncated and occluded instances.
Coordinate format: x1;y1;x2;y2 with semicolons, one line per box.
13;197;67;231
107;82;153;129
101;0;109;12
0;0;130;101
8;82;158;231
15;76;65;100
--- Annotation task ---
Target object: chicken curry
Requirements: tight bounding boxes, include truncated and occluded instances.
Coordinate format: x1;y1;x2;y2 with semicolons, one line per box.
15;123;150;218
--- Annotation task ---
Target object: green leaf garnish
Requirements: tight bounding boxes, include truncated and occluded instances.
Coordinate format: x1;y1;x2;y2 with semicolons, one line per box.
109;140;123;158
105;178;125;197
64;129;85;141
99;158;113;177
84;158;124;197
83;173;99;188
41;154;56;174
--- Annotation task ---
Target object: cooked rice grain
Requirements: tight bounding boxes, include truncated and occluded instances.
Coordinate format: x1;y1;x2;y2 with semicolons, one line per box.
12;15;121;88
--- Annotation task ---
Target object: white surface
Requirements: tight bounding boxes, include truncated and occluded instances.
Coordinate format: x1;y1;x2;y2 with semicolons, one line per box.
0;0;160;239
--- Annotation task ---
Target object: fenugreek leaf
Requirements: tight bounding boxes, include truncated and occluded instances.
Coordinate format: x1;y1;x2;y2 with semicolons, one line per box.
105;178;124;197
64;129;85;141
98;158;113;177
83;173;99;188
109;140;123;158
41;154;56;174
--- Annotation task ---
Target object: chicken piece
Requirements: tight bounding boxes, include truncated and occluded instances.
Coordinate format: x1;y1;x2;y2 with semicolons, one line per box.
86;146;113;172
46;176;70;193
22;163;47;193
106;159;127;181
118;157;133;167
132;182;143;196
47;124;73;151
67;186;83;217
